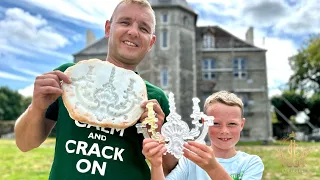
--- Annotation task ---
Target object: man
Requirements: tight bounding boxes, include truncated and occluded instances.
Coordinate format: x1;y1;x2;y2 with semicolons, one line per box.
143;91;264;180
14;0;177;179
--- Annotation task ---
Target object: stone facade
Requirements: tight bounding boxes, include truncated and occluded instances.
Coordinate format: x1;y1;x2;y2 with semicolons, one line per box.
73;0;272;141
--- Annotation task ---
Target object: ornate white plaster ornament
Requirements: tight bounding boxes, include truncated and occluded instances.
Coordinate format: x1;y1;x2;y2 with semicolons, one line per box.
62;59;148;128
136;92;214;159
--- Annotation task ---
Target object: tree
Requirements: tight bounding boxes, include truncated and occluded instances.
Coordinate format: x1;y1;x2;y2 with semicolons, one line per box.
0;86;30;120
289;35;320;93
271;91;307;124
308;93;320;127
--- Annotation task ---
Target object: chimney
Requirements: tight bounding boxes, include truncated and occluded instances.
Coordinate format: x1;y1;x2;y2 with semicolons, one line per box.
86;29;96;47
245;26;254;45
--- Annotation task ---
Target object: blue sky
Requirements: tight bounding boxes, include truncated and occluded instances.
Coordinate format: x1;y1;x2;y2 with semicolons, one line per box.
0;0;319;97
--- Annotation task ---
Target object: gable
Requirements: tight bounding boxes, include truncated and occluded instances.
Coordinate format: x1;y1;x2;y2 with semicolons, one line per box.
73;37;109;56
196;26;265;50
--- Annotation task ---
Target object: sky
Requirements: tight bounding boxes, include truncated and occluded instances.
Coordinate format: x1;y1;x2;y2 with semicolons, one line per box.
0;0;319;98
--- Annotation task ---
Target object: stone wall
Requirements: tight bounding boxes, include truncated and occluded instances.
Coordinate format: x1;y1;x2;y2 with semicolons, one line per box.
0;120;15;138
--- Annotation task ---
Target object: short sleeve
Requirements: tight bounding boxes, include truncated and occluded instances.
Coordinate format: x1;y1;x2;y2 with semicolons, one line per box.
166;157;189;180
45;100;59;121
242;155;264;180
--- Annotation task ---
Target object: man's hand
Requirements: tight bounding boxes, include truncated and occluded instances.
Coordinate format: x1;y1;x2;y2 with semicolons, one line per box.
142;138;167;167
183;141;218;172
32;70;71;111
140;99;165;131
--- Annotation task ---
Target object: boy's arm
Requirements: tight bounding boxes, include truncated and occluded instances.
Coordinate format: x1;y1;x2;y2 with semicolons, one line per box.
142;138;167;179
184;141;232;180
206;163;233;180
151;165;166;180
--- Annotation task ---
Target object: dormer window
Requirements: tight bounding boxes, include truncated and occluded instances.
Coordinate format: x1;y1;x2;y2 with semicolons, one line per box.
203;34;215;49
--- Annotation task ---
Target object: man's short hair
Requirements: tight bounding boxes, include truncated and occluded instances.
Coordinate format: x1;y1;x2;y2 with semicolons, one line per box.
204;91;244;116
110;0;156;32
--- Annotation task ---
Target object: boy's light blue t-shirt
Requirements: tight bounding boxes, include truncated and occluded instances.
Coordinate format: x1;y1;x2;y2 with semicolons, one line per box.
166;151;264;180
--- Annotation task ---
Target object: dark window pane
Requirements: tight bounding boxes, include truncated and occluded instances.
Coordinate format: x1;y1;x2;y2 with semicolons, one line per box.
210;59;215;68
211;73;215;79
161;69;168;87
162;31;167;47
203;60;209;69
163;14;168;22
203;73;209;79
241;58;246;69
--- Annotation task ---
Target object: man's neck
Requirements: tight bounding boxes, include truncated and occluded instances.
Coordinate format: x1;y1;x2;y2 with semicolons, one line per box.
106;56;137;71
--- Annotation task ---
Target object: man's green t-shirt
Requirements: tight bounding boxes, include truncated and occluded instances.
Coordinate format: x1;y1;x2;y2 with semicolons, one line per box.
46;63;170;180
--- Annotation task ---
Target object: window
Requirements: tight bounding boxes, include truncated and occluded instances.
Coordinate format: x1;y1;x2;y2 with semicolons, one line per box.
203;34;215;48
162;13;168;23
233;57;247;79
202;59;215;80
183;16;188;26
161;69;168;88
161;29;168;48
236;93;249;114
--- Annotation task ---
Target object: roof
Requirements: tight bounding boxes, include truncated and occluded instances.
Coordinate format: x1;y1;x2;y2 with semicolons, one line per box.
149;0;197;15
73;37;108;56
196;26;267;51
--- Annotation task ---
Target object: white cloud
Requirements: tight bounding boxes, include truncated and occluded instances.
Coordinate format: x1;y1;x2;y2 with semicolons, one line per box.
11;67;41;77
0;71;32;82
274;0;320;35
0;8;69;49
0;41;37;58
25;0;120;29
0;8;72;62
18;84;34;97
189;0;320;36
264;37;297;81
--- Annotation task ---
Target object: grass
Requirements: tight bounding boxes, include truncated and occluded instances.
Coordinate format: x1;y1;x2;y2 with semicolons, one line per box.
1;139;320;180
0;139;55;180
237;142;320;180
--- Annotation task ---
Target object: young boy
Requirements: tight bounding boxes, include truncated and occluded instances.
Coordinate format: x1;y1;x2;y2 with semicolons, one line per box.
142;91;264;180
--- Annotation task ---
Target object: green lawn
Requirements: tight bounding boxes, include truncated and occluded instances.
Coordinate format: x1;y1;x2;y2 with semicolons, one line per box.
1;139;319;180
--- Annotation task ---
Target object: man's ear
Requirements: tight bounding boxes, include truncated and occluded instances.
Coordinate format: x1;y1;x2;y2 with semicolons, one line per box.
147;35;156;52
105;20;111;38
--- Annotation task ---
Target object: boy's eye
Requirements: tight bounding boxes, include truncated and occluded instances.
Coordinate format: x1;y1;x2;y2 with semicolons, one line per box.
229;123;237;126
213;123;220;126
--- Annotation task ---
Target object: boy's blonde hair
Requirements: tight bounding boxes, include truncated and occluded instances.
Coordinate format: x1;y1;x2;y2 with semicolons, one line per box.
110;0;156;32
204;91;244;116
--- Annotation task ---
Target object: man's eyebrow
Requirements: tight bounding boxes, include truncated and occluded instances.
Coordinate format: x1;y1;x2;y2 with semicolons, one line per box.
118;17;132;21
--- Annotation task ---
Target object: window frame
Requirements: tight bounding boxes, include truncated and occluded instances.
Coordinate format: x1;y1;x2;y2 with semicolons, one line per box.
202;58;216;80
202;33;215;49
233;57;247;79
160;68;168;88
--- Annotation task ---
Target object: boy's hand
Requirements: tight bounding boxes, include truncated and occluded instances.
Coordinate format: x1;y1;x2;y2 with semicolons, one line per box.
183;141;218;172
142;138;167;167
